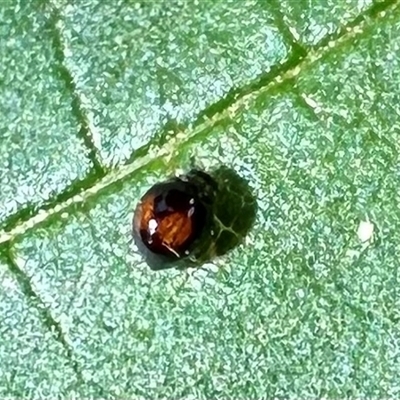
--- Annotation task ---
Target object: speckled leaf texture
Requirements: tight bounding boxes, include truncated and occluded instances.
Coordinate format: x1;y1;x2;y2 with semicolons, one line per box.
1;0;400;398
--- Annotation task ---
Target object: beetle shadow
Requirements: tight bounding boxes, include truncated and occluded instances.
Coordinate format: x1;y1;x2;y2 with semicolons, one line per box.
207;165;258;259
183;165;258;269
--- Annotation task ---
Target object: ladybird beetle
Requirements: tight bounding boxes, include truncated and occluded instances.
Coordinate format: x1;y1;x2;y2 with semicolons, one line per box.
133;170;217;270
132;167;256;271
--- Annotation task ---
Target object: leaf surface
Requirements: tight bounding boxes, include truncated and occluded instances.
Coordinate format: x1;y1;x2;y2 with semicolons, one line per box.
2;1;400;398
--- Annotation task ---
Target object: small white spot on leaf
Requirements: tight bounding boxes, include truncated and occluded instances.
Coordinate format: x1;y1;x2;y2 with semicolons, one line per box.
357;220;374;243
296;288;305;299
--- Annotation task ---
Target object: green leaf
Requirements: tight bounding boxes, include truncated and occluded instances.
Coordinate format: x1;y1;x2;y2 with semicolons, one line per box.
279;0;374;45
0;256;82;397
2;0;400;398
0;2;93;228
55;0;291;165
